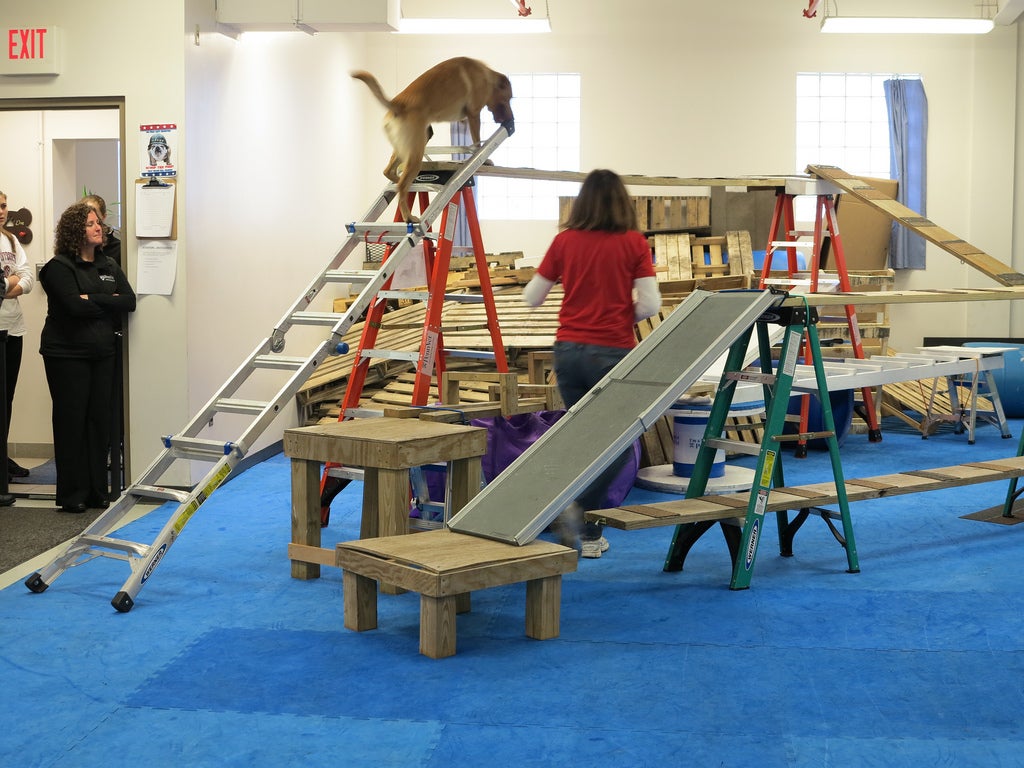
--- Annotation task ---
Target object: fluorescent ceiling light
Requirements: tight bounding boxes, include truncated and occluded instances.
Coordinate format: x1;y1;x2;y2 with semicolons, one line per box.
395;17;551;34
821;17;994;34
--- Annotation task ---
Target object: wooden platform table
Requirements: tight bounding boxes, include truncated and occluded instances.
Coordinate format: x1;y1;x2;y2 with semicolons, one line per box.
337;529;578;658
284;418;488;581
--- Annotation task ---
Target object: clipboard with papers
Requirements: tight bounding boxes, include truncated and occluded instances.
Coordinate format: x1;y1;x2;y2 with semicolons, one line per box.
135;177;176;238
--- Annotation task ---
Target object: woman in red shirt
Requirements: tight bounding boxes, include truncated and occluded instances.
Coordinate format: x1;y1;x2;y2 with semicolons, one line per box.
523;169;661;557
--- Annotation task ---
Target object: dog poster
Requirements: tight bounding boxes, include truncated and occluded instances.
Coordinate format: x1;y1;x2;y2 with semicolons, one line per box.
140;123;177;177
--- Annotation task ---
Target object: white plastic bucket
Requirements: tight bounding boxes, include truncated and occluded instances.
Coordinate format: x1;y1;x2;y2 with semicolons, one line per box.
671;400;724;478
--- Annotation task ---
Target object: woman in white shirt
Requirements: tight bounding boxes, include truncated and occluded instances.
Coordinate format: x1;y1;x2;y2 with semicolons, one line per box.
0;190;36;481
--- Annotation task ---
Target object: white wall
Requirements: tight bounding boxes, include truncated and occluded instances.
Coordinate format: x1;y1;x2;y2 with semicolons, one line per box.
183;3;369;466
1;0;1020;484
0;1;187;483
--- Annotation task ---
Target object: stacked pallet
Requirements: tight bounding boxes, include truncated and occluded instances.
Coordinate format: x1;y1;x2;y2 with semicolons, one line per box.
652;230;755;302
296;289;561;424
559;194;711;234
298;237;757;441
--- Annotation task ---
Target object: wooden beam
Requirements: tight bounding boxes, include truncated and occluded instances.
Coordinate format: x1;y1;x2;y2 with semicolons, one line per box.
782;286;1024;307
807;164;1024;286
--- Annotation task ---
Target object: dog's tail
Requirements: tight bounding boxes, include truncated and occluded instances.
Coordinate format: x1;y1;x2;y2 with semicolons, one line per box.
351;71;396;112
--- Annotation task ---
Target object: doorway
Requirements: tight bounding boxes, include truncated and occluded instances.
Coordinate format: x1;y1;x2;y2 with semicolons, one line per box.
0;98;127;498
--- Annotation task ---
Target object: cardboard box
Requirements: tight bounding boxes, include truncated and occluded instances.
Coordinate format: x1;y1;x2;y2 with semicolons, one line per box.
834;176;898;271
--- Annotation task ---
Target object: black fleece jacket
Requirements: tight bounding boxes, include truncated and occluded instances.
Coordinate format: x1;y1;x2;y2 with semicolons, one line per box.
39;251;136;359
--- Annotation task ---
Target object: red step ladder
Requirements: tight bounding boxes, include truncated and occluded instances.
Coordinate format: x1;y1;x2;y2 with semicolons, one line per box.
319;173;508;523
759;181;883;454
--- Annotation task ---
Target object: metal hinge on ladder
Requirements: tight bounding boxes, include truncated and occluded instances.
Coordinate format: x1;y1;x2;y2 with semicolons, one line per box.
24;122;515;612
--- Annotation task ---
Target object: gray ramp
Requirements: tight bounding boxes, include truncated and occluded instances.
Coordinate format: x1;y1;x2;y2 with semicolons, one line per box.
447;289;781;545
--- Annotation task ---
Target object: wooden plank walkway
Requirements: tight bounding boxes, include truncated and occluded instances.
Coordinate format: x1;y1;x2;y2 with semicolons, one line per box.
588;455;1024;530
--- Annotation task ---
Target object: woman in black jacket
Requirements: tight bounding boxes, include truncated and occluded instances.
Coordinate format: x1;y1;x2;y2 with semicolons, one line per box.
40;202;136;513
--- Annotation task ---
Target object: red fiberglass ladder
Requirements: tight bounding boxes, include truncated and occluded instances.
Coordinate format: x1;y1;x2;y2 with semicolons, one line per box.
318;166;509;523
759;178;883;454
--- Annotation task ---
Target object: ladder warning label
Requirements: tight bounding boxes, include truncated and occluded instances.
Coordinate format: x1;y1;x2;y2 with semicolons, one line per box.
173;463;232;535
759;450;776;488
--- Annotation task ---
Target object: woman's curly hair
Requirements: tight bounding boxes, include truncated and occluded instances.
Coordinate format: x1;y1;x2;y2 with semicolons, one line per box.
54;202;93;257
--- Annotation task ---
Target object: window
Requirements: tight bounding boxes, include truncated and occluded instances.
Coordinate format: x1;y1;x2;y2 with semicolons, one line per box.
795;72;921;222
796;72;896;180
474;72;581;220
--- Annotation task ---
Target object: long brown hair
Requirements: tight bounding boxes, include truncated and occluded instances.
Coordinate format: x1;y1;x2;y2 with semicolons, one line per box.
54;202;94;256
562;169;638;233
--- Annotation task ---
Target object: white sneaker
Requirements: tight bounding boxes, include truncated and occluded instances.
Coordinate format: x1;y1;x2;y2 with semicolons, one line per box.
580;536;609;559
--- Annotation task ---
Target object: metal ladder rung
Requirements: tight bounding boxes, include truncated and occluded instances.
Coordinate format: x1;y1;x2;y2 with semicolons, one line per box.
324;269;377;284
769;240;815;249
162;435;241;459
252;355;307;370
726;370;776;385
344;407;384;419
213;398;271;415
443;349;497;361
130;484;191;503
360;348;420;363
290;311;346;326
377;290;431;301
326;465;364;481
346;221;426;238
705;437;761;456
77;534;151;557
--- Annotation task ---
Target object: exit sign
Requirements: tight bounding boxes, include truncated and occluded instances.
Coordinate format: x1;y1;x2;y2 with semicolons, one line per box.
1;26;60;76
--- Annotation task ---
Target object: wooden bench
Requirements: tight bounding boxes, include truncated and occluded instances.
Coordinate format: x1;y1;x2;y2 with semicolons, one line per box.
336;529;578;659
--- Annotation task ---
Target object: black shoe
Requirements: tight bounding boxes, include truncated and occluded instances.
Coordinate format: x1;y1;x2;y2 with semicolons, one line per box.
7;459;29;478
86;498;110;510
60;503;88;514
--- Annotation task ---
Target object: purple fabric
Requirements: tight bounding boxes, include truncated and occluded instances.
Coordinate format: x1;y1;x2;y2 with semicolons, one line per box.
416;410;641;510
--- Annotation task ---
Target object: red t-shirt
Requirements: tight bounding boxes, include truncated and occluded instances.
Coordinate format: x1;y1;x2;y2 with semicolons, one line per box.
537;228;655;349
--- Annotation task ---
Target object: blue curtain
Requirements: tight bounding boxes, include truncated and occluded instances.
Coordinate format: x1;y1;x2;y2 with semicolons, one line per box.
884;78;928;269
449;122;474;253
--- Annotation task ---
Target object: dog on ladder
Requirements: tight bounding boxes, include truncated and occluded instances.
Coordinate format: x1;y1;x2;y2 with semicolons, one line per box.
351;57;514;223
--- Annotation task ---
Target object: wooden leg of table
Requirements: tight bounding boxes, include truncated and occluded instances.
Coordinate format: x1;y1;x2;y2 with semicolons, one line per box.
448;456;482;517
378;467;410;537
455;592;471;614
360;469;380;539
420;594;457;658
342;570;378;632
290;457;322;580
378;467;409;595
525;575;562;640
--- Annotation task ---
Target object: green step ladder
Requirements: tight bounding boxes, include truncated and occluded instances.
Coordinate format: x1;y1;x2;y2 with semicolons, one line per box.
663;297;859;589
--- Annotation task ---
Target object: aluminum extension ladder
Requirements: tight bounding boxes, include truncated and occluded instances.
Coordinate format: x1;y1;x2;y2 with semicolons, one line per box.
24;121;515;612
663;297;860;589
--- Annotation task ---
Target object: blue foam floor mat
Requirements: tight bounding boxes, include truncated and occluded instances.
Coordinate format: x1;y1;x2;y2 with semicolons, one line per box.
3;419;1024;767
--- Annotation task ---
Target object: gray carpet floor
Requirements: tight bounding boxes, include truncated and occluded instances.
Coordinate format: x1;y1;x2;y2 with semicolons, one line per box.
0;502;103;572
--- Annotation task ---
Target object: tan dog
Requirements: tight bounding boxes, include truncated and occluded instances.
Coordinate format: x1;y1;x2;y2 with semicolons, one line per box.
352;57;514;222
